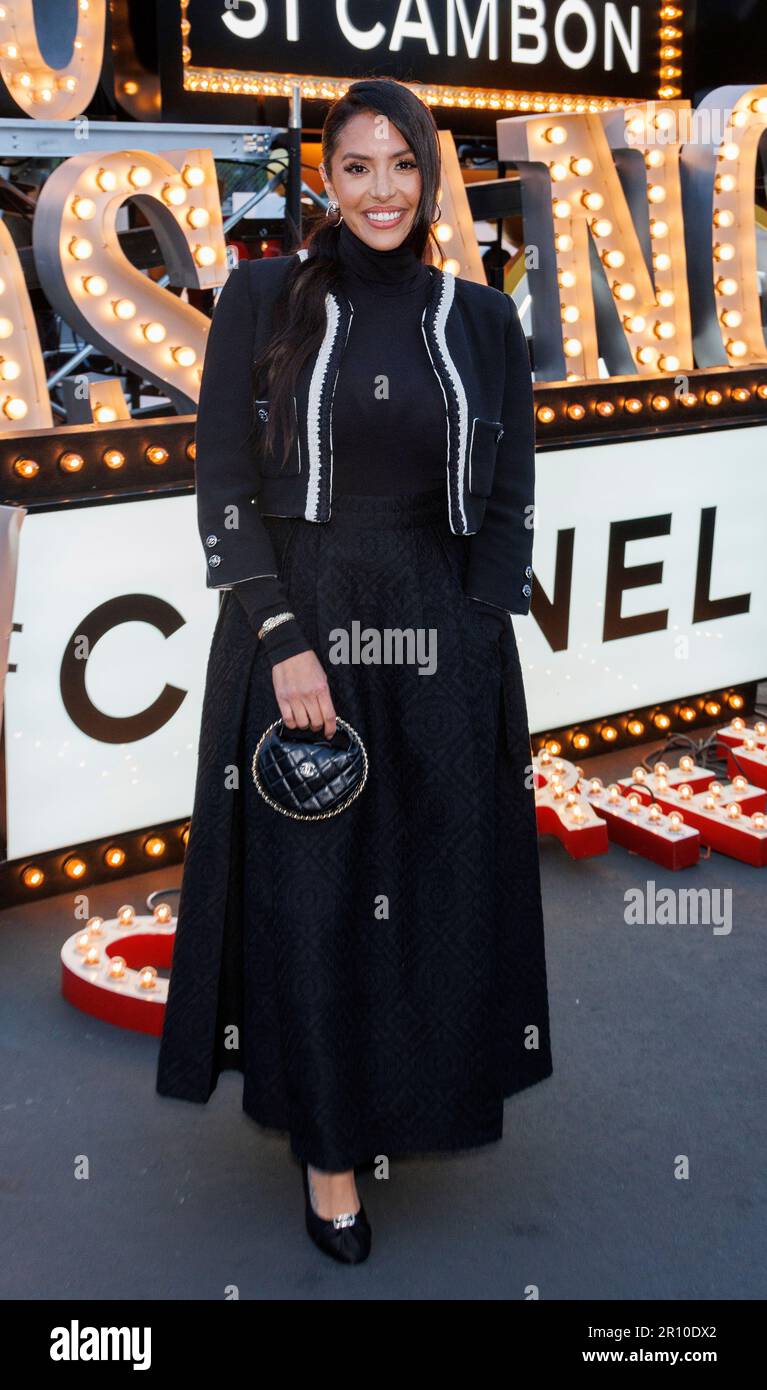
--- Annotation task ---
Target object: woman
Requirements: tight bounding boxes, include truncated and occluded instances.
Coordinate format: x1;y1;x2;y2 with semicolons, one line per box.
156;77;553;1265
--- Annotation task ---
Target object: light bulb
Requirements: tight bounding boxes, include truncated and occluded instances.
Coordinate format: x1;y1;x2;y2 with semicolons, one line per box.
96;167;117;192
82;275;107;296
590;218;612;237
162;182;187;206
128;165;153;189
0;358;20;379
113;298;136;320
544;125;567;144
3;396;27;420
714;173;736;193
654;108;675;130
186;207;210;229
142;321;166;343
172;345;197;366
194;244;217;266
68;237;93;260
72;196;96;221
182;164;206;187
93;404;117;423
0;318;13;339
581;190;603;210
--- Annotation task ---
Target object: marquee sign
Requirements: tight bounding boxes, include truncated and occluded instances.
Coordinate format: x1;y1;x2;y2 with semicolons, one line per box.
172;0;677;111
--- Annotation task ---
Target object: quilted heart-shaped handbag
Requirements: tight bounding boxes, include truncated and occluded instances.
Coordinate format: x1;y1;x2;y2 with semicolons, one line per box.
251;716;369;820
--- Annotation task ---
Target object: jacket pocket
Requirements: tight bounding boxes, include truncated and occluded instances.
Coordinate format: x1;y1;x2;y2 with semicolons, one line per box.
468;417;504;498
254;396;302;477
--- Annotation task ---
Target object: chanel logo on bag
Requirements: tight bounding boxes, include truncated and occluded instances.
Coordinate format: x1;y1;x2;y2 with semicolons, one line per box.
298;760;316;777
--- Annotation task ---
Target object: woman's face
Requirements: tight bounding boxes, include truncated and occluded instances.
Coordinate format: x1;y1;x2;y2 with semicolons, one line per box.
320;109;423;249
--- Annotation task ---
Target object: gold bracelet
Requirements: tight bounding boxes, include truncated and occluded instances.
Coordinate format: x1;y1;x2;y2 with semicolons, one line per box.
257;610;296;641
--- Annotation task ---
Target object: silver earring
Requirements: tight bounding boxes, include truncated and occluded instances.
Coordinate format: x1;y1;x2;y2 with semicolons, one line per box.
326;201;344;225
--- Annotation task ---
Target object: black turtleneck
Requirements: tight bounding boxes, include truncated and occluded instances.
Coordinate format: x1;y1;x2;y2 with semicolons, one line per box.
229;223;502;664
330;221;447;495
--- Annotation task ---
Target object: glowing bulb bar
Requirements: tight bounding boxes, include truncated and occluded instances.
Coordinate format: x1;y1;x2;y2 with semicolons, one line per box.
0;417;197;503
531;367;767;443
6;820;191;909
530;688;757;762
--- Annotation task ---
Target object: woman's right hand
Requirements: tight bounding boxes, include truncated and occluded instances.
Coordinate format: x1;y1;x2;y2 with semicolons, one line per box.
271;650;337;738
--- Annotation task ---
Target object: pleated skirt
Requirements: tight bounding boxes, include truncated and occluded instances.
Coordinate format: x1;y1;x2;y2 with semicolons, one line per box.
156;486;553;1170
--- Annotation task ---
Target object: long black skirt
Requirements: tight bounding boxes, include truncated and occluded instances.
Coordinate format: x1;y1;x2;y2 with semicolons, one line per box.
156;486;553;1169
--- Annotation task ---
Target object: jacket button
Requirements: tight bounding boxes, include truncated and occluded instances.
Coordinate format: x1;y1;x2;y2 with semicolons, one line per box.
522;583;532;598
258;407;269;422
525;565;533;578
206;534;218;547
495;427;504;443
208;554;221;567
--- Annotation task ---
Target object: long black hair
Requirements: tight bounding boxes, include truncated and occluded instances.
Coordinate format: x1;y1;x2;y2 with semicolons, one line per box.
252;77;443;471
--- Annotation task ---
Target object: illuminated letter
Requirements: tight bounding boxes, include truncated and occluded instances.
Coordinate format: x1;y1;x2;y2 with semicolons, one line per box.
0;0;105;121
33;149;226;411
0;217;52;432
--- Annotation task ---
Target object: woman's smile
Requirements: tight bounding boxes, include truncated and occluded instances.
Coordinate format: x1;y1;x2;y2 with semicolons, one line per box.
362;207;408;228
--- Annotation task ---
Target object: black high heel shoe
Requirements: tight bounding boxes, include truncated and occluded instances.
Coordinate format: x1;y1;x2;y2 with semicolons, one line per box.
301;1161;372;1265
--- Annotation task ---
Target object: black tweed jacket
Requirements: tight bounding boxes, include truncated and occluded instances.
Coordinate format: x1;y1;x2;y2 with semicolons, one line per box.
195;250;536;615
